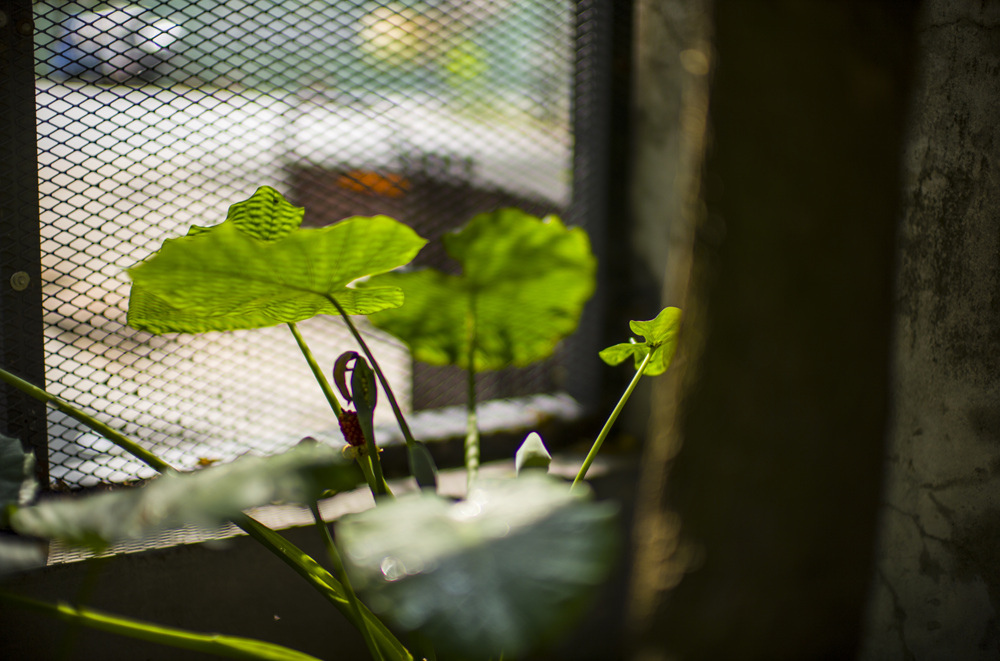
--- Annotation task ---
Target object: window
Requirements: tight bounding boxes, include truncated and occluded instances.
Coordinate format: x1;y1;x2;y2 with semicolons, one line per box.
1;0;618;489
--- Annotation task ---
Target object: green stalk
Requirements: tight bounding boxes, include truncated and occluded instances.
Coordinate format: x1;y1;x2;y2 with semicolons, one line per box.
287;322;342;417
360;436;392;499
571;350;653;490
355;453;385;499
57;555;109;659
288;320;381;497
0;591;324;660
325;295;417;448
0;367;171;474
234;515;410;661
0;367;410;660
310;504;383;661
464;308;479;492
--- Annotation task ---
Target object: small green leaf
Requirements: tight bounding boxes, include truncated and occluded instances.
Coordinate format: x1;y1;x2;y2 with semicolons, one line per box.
11;442;361;551
363;209;596;371
127;187;427;334
629;306;682;348
515;432;552;475
337;475;617;659
597;341;647;368
599;307;682;376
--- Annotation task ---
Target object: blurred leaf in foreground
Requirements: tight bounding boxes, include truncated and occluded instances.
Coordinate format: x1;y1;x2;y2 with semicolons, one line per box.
1;432;36;524
337;474;617;659
11;442;361;551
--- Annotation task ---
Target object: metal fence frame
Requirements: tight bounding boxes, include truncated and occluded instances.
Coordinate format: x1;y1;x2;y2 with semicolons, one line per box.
0;0;627;489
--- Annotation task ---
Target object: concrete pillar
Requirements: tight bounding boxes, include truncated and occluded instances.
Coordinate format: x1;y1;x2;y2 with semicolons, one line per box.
860;1;1000;658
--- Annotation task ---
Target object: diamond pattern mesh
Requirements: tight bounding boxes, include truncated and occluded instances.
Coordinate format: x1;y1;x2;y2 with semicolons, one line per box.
27;0;582;488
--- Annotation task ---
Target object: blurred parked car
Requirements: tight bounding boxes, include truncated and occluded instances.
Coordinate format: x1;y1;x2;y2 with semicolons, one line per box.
49;4;183;83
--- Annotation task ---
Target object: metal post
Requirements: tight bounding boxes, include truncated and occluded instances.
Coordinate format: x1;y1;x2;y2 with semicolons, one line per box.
0;0;48;484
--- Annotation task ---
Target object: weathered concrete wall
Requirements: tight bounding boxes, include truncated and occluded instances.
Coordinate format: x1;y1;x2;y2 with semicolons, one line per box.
860;1;1000;658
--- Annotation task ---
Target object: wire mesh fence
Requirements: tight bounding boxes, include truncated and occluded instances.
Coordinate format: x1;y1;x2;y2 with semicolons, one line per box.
12;0;600;489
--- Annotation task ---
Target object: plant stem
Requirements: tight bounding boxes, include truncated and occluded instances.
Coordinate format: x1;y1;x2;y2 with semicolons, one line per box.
57;555;109;660
288;322;386;499
0;591;325;660
310;503;384;661
0;367;172;474
287;322;342;417
355;453;384;499
464;308;479;492
0;366;411;660
325;295;417;448
288;323;388;496
234;514;410;661
571;350;653;490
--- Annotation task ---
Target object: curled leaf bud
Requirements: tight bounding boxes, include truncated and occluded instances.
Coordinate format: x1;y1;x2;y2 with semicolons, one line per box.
333;351;361;404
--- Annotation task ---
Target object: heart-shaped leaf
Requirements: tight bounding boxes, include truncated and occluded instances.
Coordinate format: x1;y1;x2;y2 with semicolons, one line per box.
128;186;427;334
337;474;617;659
599;306;682;376
361;209;596;371
11;441;361;551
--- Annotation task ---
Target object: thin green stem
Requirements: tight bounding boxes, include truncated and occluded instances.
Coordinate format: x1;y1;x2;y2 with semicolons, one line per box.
0;367;172;474
363;448;392;499
310;503;384;661
0;591;324;660
288;322;388;498
571;351;653;491
325;295;417;448
355;453;384;499
287;322;342;417
465;366;479;494
234;515;410;660
464;308;479;492
57;555;109;660
0;366;410;660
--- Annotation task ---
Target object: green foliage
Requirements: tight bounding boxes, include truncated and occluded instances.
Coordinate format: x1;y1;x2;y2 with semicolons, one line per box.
11;441;361;551
337;474;617;660
362;209;596;371
599;306;682;376
2;184;652;661
128;186;427;334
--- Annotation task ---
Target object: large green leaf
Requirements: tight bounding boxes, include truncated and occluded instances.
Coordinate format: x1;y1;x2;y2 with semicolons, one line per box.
128;186;427;334
362;209;596;371
337;475;617;659
11;442;361;551
599;306;682;376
